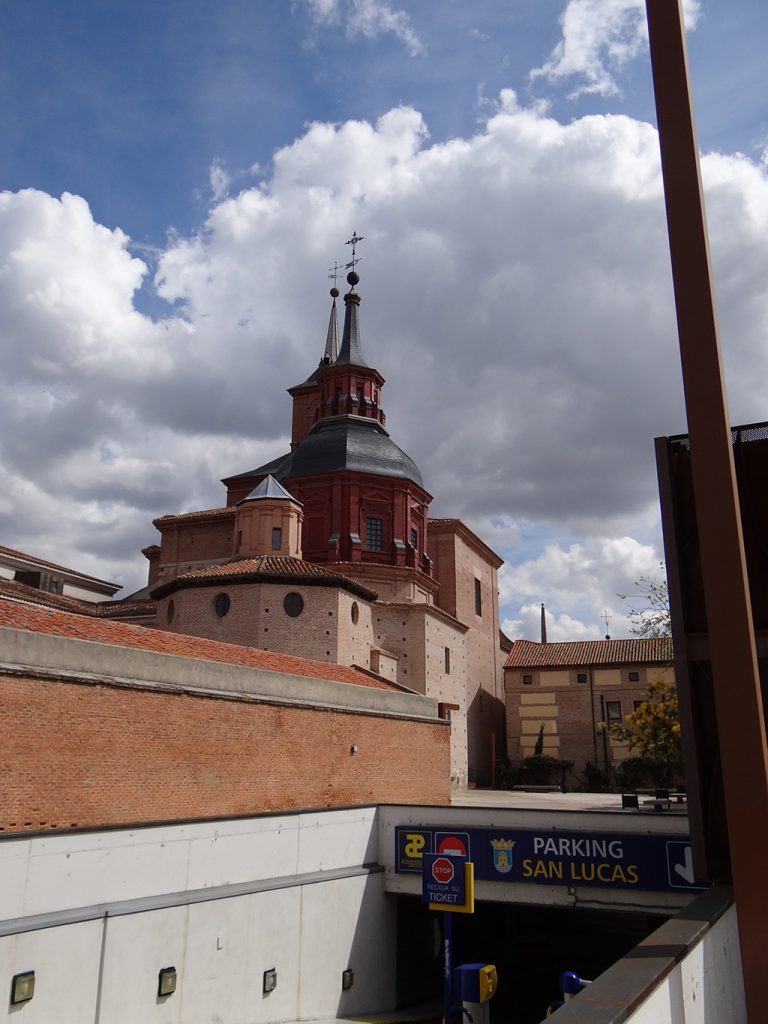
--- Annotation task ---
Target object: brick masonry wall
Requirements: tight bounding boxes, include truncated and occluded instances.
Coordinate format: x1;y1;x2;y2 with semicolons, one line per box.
336;591;376;669
157;582;374;666
504;665;676;772
429;527;505;783
371;605;425;690
1;673;451;834
423;614;468;787
154;518;235;587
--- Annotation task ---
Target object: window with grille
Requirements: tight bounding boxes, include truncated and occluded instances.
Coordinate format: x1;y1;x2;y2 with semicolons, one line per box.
366;517;383;551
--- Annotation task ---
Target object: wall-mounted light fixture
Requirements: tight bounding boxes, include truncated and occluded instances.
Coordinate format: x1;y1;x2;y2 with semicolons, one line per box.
263;968;277;994
342;968;354;991
11;971;35;1005
157;967;177;998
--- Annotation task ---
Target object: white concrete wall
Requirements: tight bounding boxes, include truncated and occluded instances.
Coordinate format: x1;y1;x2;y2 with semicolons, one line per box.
624;903;745;1024
62;582;113;602
0;808;396;1024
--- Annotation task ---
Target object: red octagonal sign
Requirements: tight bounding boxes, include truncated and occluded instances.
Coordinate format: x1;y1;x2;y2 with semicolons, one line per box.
432;856;455;884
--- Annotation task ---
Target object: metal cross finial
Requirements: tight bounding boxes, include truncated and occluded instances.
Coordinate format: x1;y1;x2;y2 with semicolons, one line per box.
602;609;612;635
345;230;364;271
328;260;343;287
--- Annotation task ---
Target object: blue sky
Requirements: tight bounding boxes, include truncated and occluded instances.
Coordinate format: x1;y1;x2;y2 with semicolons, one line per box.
1;0;767;639
5;0;764;245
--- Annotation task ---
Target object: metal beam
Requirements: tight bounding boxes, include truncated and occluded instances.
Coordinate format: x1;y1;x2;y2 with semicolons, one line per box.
645;2;768;1020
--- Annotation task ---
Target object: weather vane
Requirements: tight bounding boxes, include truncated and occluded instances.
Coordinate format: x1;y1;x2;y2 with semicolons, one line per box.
328;260;343;288
345;230;364;272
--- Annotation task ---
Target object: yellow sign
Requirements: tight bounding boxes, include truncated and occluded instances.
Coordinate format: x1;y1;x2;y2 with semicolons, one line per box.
404;833;427;859
429;862;475;914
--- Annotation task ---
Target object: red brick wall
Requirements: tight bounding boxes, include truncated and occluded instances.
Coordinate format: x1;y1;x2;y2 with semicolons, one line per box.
1;673;451;833
155;519;235;587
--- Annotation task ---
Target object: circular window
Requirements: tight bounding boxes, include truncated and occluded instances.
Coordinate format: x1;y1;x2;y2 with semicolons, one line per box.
351;601;359;625
214;592;231;618
283;592;304;618
166;599;175;624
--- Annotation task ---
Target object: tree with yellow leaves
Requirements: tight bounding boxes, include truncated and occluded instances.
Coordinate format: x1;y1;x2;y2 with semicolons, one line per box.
609;679;682;786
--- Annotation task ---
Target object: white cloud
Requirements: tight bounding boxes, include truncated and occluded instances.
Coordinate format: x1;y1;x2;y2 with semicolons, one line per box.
209;158;231;202
304;0;424;56
2;92;768;620
305;0;340;22
531;0;701;98
502;606;602;644
499;535;662;640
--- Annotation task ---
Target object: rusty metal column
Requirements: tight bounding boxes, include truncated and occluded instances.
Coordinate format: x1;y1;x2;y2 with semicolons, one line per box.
645;2;768;1019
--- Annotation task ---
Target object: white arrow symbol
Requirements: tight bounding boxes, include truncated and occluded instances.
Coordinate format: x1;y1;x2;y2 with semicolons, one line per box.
674;846;695;883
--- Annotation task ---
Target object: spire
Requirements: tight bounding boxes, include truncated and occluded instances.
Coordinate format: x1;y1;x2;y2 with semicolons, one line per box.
292;284;340;387
540;602;548;644
336;269;369;367
336;232;369;367
323;287;339;365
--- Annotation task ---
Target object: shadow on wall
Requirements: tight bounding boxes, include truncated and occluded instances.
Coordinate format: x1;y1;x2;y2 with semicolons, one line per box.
467;690;507;787
332;873;399;1017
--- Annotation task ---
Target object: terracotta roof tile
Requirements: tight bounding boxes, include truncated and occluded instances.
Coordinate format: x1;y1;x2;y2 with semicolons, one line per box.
0;579;155;619
89;598;156;619
505;637;673;668
0;544;120;589
0;599;397;691
153;507;234;526
152;556;378;601
0;577;95;613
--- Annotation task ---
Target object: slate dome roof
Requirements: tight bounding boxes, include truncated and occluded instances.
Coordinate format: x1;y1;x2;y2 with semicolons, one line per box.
249;415;425;489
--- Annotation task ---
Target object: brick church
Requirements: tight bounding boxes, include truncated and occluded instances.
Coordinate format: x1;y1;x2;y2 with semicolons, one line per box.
139;260;508;787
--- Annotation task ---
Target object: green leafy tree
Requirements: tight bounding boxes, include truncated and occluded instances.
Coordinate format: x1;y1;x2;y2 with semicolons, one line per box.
618;563;671;638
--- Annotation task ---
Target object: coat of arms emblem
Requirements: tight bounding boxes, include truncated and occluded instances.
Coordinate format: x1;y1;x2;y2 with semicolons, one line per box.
491;838;515;874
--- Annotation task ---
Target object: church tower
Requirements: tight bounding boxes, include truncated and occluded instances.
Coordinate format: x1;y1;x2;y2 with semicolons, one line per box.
287;285;340;450
222;257;431;572
234;475;303;559
142;235;507;789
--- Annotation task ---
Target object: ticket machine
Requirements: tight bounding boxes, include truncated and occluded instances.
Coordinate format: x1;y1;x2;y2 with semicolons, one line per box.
453;963;498;1024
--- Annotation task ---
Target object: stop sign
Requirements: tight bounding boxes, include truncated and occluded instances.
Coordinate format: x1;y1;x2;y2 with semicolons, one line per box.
432;857;455;884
